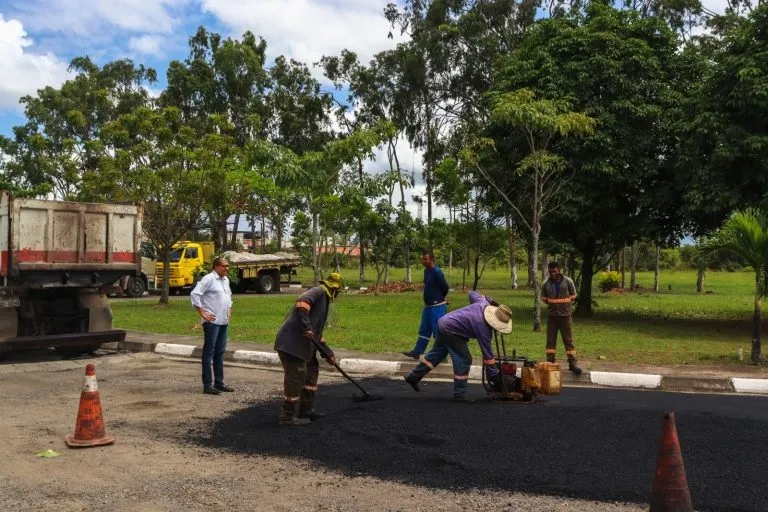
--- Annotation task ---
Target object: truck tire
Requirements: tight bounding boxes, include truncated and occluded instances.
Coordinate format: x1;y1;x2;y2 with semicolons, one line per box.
125;276;146;298
256;273;276;294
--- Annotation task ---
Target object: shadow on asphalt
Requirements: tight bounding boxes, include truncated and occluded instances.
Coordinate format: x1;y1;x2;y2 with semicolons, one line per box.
190;378;767;512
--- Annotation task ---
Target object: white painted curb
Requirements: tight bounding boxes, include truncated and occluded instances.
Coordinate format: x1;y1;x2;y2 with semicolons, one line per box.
233;350;281;366
155;343;196;357
589;371;661;389
732;378;768;394
338;359;400;376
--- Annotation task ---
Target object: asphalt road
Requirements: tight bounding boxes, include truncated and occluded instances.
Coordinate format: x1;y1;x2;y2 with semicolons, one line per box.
195;375;768;512
2;351;766;511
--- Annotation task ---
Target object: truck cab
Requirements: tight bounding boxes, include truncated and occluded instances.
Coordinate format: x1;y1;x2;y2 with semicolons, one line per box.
156;241;214;294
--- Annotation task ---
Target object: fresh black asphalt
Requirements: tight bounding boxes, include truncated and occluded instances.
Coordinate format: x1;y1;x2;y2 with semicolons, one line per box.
191;378;768;512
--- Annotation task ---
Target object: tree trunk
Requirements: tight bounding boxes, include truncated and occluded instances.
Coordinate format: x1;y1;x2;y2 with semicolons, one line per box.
230;213;240;248
311;211;320;286
425;108;433;226
541;250;549;284
506;216;518;289
359;242;366;286
630;242;638;290
333;238;340;273
653;245;660;292
160;251;171;305
214;219;227;252
473;249;481;291
620;247;626;289
752;278;763;362
574;241;595;317
531;226;542;331
260;217;266;253
696;268;705;293
249;215;257;254
275;205;284;250
527;244;535;288
448;248;453;278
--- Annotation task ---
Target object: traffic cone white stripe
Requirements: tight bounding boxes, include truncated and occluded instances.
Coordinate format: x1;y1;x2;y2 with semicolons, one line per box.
83;375;98;393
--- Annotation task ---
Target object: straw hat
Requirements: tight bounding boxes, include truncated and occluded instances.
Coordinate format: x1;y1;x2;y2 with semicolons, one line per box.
483;304;513;334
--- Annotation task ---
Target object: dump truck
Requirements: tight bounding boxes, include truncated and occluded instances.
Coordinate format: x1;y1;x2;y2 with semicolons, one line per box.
0;191;141;355
155;240;215;294
220;250;302;293
156;241;302;294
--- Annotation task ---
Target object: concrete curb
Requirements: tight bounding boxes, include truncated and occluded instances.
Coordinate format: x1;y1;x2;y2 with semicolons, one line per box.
130;341;768;395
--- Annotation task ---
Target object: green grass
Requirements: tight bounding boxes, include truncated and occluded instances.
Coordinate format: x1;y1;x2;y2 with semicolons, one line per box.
112;268;761;366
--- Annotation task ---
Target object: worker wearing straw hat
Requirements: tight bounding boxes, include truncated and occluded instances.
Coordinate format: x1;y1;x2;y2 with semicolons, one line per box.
403;291;512;402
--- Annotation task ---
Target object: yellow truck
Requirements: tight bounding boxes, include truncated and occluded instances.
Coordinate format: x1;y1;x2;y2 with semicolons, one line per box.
156;241;302;294
155;241;215;294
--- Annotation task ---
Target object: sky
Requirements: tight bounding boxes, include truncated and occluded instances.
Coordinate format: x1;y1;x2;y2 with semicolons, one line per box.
0;0;733;224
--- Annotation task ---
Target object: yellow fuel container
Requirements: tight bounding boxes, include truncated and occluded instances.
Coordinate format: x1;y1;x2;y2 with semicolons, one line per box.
535;362;561;395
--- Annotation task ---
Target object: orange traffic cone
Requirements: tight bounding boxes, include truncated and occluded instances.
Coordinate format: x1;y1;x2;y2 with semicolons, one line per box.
65;364;115;448
650;411;693;512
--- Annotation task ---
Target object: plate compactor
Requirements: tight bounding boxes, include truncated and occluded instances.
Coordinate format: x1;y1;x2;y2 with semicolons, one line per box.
481;332;561;403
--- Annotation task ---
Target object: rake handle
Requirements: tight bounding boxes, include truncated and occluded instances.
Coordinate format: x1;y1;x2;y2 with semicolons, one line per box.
308;337;373;397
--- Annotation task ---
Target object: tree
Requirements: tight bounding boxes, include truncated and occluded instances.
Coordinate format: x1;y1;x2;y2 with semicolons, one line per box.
1;57;155;199
679;4;768;233
383;0;537;229
94;106;221;304
490;3;691;317
477;90;594;330
162;27;272;251
703;209;768;363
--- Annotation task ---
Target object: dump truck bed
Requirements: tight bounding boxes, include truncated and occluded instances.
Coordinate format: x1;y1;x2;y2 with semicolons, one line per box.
220;251;303;267
0;191;141;287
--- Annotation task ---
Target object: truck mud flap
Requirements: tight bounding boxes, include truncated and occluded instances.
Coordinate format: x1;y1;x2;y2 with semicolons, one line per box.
0;330;126;353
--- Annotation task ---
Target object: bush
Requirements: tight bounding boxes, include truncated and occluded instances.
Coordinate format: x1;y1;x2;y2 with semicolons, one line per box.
598;271;622;292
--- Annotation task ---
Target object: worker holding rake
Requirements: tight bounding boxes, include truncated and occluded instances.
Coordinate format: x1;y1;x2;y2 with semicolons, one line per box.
403;291;513;402
274;273;344;426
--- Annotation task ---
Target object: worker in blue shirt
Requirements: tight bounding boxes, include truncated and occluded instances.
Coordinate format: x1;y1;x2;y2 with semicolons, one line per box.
402;250;450;360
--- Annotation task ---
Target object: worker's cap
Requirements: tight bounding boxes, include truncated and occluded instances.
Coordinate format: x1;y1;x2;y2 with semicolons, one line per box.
484;304;513;334
320;272;345;290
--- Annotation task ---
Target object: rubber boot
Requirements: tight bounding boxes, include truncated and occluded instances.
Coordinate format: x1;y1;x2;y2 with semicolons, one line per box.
568;360;583;376
404;374;421;392
279;401;310;426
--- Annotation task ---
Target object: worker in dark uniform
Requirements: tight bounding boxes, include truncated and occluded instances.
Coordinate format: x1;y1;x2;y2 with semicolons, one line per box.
402;249;450;360
541;261;582;375
274;273;344;426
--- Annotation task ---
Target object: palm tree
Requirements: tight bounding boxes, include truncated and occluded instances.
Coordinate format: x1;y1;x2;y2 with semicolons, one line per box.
703;209;768;363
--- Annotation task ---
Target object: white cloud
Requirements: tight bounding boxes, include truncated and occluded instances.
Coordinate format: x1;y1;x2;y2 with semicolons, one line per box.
200;0;400;68
0;16;70;110
128;34;163;55
12;0;190;36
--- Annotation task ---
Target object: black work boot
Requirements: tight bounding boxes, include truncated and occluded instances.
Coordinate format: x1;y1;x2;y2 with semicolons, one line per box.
404;374;421;392
568;360;583;376
298;409;327;422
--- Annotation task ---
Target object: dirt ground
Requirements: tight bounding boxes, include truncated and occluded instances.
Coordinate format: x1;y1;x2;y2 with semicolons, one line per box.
0;352;645;512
